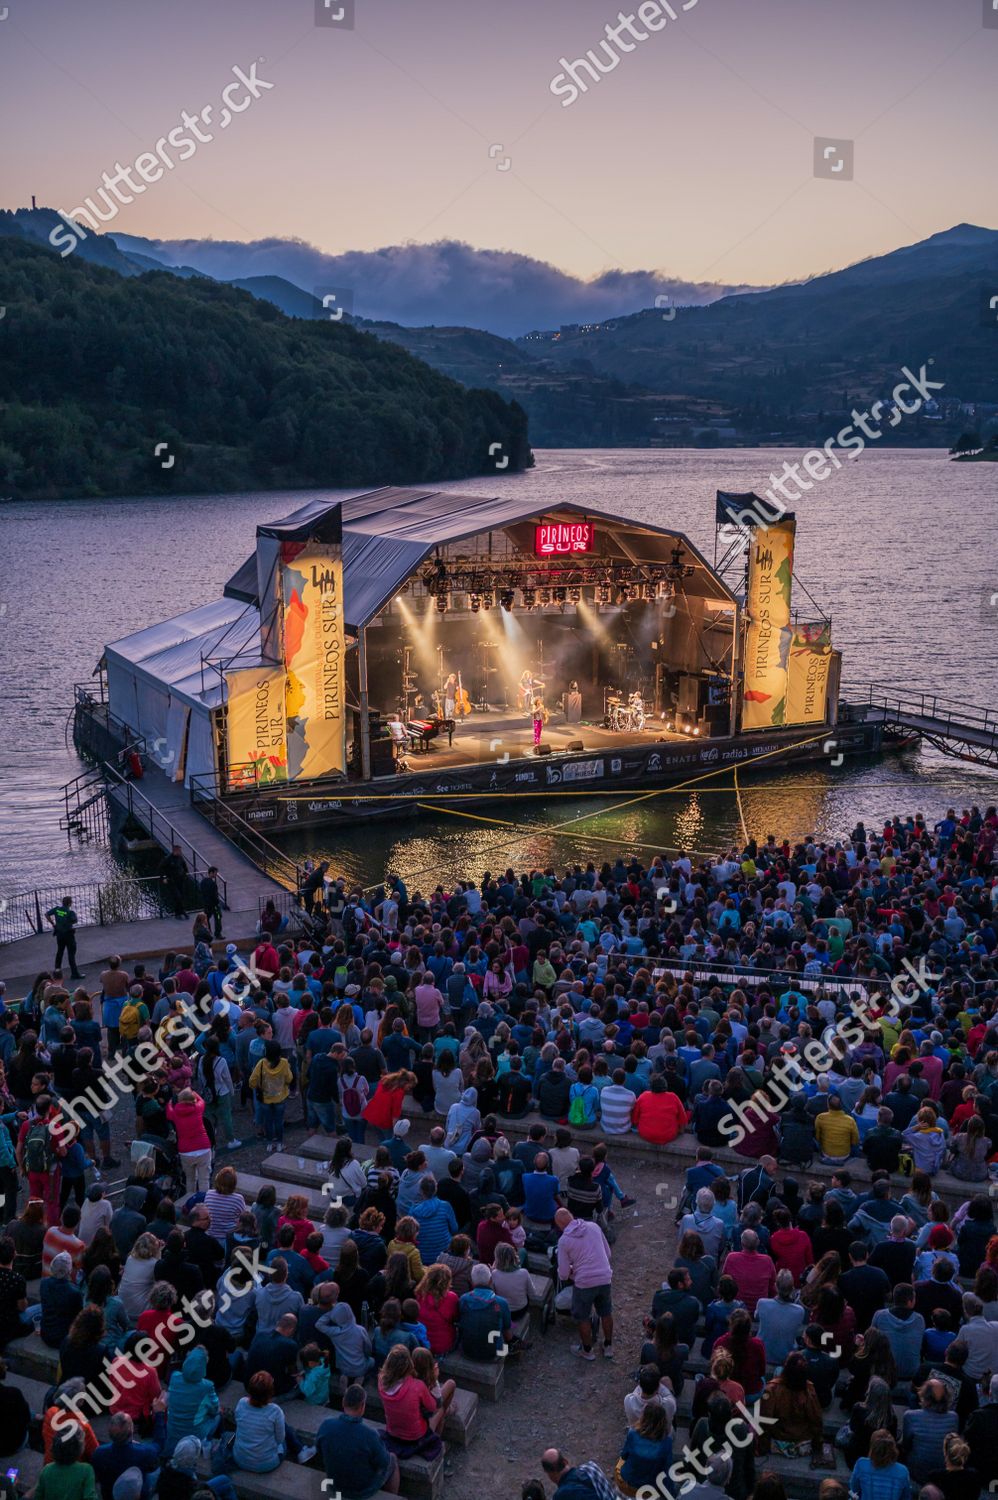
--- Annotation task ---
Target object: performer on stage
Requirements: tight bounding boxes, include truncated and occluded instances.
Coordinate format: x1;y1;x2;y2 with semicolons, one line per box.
443;673;457;720
531;696;549;748
629;690;646;731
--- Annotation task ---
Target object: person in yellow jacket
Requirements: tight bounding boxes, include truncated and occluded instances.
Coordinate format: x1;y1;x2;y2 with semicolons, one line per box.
815;1095;859;1162
249;1038;294;1151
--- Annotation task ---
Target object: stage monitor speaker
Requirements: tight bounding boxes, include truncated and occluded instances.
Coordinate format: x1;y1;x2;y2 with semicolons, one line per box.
534;743;552;756
567;739;584;752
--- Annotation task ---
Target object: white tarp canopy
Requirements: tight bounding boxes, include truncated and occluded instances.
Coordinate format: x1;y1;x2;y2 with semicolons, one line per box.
105;597;260;786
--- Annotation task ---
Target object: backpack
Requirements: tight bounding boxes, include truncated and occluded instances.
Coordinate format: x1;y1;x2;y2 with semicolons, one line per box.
342;1081;363;1117
24;1119;54;1175
119;1002;142;1040
568;1092;589;1127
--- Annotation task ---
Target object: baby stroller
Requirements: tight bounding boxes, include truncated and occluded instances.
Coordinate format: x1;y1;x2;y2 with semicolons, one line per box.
130;1131;187;1201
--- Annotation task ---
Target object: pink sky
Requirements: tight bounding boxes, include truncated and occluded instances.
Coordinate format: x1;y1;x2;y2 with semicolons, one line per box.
3;0;995;285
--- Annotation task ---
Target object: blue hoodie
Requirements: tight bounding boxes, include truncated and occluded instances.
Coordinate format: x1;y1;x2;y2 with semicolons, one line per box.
165;1347;219;1452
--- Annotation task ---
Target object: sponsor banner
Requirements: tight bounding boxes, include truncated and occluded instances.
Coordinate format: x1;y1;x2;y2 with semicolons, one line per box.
742;517;795;730
280;534;346;780
786;621;832;725
225;666;288;790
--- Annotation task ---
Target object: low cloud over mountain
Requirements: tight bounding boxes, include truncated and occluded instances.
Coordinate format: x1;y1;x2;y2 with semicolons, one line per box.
108;233;761;337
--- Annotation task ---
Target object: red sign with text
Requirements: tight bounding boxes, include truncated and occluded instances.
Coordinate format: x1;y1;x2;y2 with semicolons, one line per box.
534;522;595;556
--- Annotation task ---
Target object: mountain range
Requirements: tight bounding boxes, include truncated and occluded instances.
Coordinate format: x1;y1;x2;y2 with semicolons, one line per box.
6;207;998;451
0;216;531;499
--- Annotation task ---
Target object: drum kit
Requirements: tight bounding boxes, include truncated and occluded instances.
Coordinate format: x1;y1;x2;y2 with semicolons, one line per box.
604;689;646;732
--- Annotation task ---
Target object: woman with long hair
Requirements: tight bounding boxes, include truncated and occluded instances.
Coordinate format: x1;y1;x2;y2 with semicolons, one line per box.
277;1194;314;1255
690;1345;745;1424
432;1049;462;1117
758;1351;823;1454
10;1198;46;1280
58;1305;109;1385
800;1250;842;1311
362;1069;414;1137
616;1400;672;1500
83;1264;130;1350
378;1344;444;1456
369;1250;415;1317
949;1114;991;1182
714;1308;766;1397
333;1239;370;1320
248;1040;293;1150
843;1329;897;1410
900;1170;934;1229
195;1037;240;1152
415;1264;460;1355
842;1376;898;1467
328;1135;367;1206
81;1227;121;1285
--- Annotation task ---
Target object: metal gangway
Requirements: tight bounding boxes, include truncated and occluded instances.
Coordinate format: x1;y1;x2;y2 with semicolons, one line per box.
846;683;998;770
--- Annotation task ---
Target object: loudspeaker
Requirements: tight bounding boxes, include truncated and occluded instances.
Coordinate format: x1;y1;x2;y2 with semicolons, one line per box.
534;743;552;756
567;739;584;752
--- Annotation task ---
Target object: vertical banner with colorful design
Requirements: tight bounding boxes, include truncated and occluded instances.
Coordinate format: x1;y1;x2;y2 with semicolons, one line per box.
279;527;346;781
741;517;796;729
225;666;288;789
786;621;833;725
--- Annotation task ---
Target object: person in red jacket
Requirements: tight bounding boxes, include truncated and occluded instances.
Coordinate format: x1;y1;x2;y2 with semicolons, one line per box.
362;1070;415;1134
768;1207;813;1285
631;1076;689;1145
475;1203;516;1266
253;933;281;980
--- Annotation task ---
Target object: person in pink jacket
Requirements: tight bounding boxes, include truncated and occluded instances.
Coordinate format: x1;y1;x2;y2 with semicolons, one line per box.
555;1207;614;1361
166;1089;213;1193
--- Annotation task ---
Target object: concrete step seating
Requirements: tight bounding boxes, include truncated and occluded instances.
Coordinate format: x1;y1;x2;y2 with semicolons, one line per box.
256;1151;556;1325
387;1097;987;1210
3;1365;443;1500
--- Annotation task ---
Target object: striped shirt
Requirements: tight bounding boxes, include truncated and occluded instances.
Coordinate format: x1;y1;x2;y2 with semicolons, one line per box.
598;1084;635;1134
203;1189;248;1243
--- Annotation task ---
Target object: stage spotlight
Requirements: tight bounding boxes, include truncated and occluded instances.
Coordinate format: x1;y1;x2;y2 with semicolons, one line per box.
435;593;448;614
568;586;581;603
521;587;536;609
482;594;492;610
539;588;551;606
693;726;701;736
499;589;515;611
596;584;612;605
470;593;481;613
553;586;567;604
614;586;628;606
683;724;692;735
666;721;674;730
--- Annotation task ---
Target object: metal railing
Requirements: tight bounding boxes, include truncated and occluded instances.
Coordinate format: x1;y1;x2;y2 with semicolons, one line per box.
189;773;303;894
845;682;998;744
102;764;229;909
0;876;176;947
63;694;230;912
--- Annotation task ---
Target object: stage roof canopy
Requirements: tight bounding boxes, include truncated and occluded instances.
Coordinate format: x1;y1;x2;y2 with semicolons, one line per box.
224;486;735;630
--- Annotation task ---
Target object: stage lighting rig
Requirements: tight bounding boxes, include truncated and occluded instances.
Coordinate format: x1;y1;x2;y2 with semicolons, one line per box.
499;588;515;611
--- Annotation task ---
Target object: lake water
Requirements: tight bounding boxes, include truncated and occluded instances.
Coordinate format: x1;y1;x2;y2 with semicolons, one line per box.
2;447;996;901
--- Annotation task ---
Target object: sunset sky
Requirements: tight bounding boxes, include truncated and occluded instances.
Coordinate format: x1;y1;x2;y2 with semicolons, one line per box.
2;0;995;287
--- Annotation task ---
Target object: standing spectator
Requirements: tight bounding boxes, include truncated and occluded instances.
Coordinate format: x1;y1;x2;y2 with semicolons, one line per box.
555;1207;613;1362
